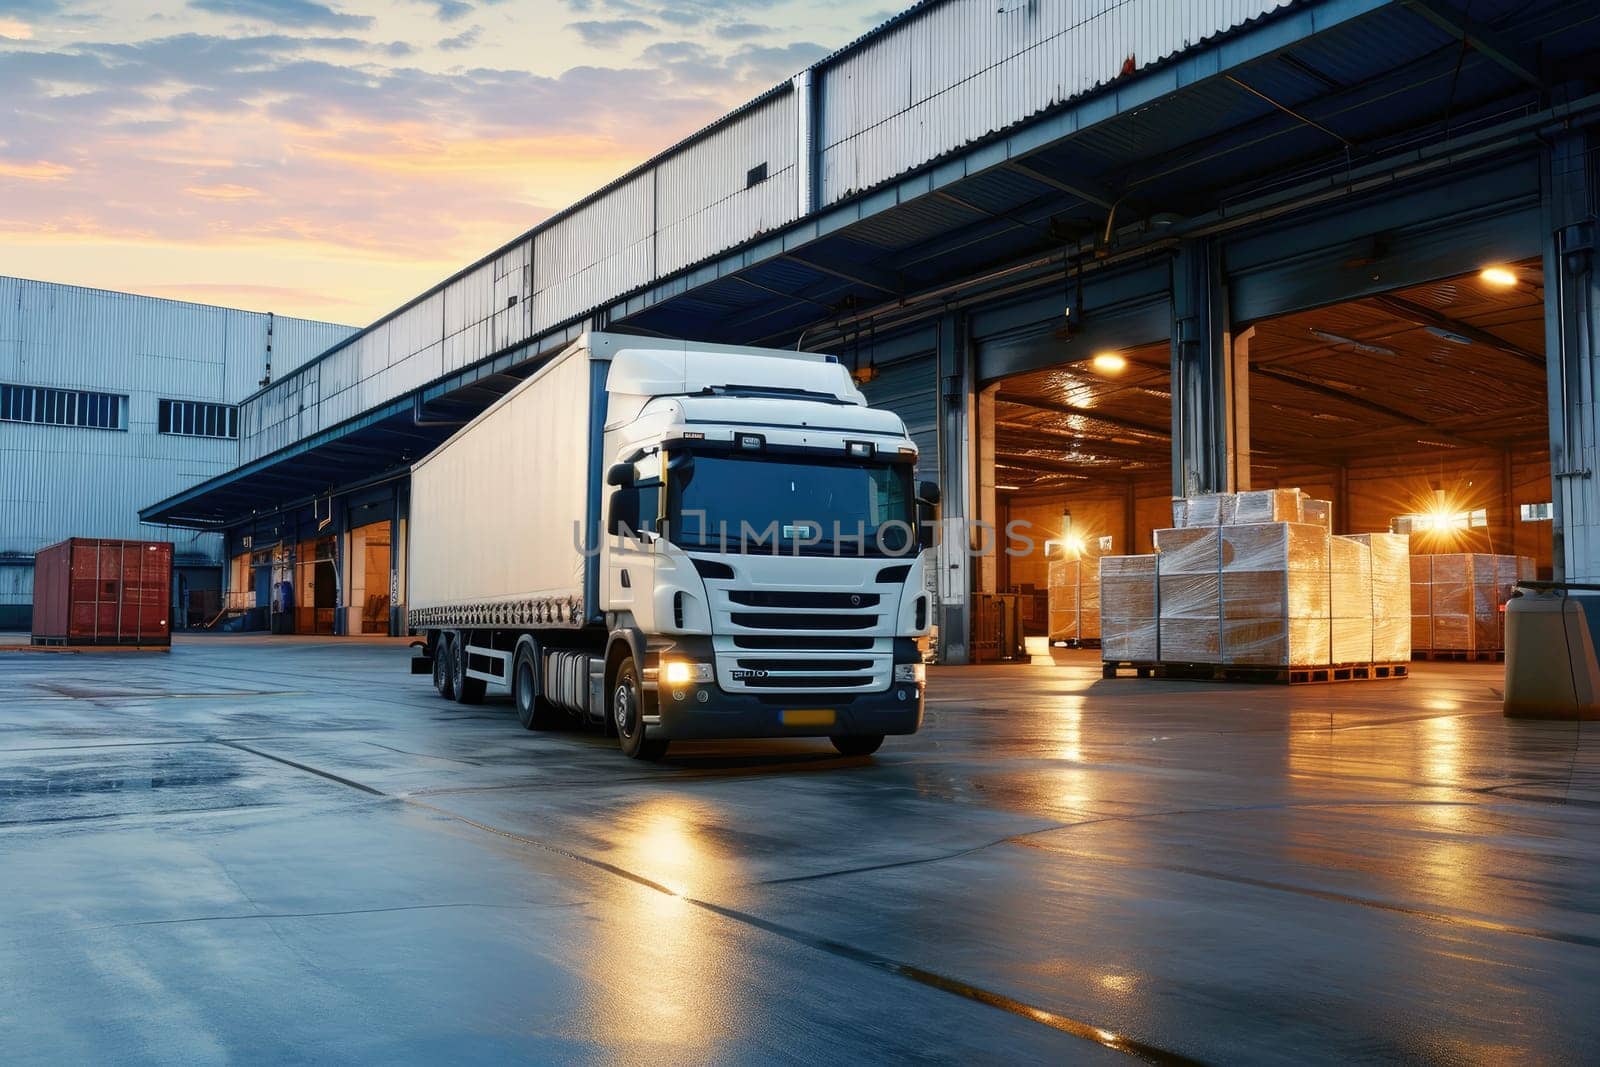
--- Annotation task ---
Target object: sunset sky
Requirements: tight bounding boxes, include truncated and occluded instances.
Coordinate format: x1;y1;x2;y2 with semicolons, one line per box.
0;0;890;324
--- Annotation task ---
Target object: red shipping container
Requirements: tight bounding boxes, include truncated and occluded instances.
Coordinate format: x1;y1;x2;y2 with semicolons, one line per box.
32;539;172;647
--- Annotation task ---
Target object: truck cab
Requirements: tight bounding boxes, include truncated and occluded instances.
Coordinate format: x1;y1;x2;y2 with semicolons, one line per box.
598;346;935;758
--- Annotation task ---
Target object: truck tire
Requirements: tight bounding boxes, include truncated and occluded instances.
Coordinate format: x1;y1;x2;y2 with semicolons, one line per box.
512;644;558;730
830;734;884;757
433;632;456;700
612;656;668;761
450;631;486;705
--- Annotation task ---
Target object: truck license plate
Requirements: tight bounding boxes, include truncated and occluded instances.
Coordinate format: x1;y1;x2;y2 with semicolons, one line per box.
782;708;836;727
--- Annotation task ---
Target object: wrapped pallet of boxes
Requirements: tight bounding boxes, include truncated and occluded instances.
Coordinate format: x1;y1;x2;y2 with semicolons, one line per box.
1047;555;1101;644
1099;555;1158;662
1219;523;1331;667
1427;554;1475;652
1411;555;1434;652
1472;554;1508;652
1349;533;1411;662
1330;535;1375;664
1155;527;1222;663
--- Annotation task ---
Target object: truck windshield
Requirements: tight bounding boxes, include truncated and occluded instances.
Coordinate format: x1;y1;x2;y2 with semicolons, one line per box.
666;452;915;556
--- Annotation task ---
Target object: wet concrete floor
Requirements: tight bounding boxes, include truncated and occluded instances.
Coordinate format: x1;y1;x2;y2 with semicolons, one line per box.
2;636;1598;1063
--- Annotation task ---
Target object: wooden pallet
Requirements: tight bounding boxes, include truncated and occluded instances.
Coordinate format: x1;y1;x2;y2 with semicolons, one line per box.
1101;660;1409;684
1412;649;1504;663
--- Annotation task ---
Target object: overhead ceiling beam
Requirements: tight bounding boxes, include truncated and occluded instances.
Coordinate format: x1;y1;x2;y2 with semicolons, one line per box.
1401;0;1544;87
996;423;1169;463
1251;366;1479;448
994;392;1170;438
996;450;1135;476
1004;160;1117;210
1365;294;1546;368
783;251;903;297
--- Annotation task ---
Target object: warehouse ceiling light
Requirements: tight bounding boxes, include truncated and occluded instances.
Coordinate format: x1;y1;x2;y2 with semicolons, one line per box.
1090;351;1127;374
1479;265;1518;288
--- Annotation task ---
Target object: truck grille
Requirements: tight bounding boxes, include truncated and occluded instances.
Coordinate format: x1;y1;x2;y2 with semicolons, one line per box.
727;591;881;609
712;582;894;694
731;635;874;651
729;612;878;631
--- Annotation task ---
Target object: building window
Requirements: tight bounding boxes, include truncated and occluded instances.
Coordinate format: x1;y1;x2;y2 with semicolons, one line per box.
159;399;238;439
0;383;126;430
1394;508;1489;533
1520;502;1554;522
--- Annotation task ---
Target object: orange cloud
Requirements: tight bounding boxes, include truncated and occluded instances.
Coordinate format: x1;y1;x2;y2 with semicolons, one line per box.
0;160;74;181
184;183;263;201
0;17;31;40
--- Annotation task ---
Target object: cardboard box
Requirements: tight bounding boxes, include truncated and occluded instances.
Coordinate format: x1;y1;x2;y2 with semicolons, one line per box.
1330;535;1374;663
1100;555;1158;661
1154;527;1221;574
1223;617;1332;667
1219;571;1330;619
1182;494;1225;527
1160;619;1223;663
1220;522;1330;573
1301;499;1332;529
1047;557;1101;642
1230;489;1303;525
1349;532;1411;662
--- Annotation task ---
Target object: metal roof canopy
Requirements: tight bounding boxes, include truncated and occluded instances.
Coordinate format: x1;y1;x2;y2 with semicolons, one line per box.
143;0;1600;529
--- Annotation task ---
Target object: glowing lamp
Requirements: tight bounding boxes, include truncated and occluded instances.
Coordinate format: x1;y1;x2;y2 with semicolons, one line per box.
1090;351;1127;374
1479;266;1517;288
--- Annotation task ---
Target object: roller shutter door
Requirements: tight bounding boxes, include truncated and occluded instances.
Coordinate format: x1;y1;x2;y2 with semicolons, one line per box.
859;355;938;482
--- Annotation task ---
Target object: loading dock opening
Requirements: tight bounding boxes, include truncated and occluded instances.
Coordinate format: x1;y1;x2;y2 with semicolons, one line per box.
990;340;1174;639
1240;259;1551;577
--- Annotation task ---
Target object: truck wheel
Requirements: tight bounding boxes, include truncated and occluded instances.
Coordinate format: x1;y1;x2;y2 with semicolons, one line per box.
450;632;486;705
433;633;456;700
513;644;558;730
830;734;884;757
612;657;668;761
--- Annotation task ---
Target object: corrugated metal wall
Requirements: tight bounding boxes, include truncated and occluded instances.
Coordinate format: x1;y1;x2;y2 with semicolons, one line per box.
0;276;356;608
232;0;1292;470
817;0;1293;204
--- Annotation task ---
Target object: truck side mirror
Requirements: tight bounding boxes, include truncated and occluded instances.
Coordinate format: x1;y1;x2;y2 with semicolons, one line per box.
607;462;635;488
916;480;941;506
608;489;640;536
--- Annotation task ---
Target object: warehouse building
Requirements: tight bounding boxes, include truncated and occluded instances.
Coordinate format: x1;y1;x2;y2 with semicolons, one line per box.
0;276;354;629
141;0;1600;662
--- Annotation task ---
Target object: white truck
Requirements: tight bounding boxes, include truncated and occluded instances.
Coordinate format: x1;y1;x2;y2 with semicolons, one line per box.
407;332;937;760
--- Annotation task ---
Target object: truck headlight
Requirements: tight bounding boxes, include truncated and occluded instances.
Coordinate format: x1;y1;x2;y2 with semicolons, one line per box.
893;662;925;684
662;660;714;685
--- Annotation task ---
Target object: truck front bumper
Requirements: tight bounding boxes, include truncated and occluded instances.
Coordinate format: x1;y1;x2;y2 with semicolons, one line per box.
648;682;923;740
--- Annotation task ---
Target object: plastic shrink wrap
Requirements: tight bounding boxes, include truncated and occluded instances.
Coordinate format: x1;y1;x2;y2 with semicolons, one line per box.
1230;489;1305;526
1410;554;1434;651
1330;535;1375;664
1301;499;1332;529
1100;555;1158;662
1408;552;1531;652
1219;523;1331;666
1155;527;1221;662
1349;533;1411;662
1047;556;1101;643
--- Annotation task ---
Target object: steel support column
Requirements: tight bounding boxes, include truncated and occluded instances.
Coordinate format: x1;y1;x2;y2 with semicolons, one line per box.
936;311;972;664
1543;131;1600;580
1171;239;1233;497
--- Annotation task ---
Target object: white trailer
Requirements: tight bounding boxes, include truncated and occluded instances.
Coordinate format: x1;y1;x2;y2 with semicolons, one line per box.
408;333;936;760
